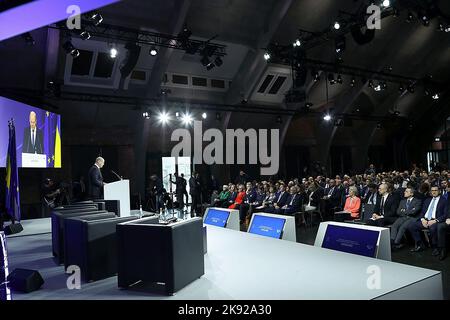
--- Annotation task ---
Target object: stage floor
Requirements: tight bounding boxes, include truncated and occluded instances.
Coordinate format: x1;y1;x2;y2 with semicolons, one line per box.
4;221;443;300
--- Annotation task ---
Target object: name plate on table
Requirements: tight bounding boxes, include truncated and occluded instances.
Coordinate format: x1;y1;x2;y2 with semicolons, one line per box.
22;153;47;168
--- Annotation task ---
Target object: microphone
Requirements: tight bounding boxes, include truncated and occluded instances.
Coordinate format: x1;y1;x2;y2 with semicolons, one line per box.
111;170;122;181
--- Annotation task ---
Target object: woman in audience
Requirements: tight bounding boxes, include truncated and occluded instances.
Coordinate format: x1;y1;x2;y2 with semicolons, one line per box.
223;184;237;208
212;185;230;207
229;184;246;209
342;186;361;219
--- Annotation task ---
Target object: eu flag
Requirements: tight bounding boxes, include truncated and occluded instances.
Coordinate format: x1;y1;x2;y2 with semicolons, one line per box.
5;119;21;222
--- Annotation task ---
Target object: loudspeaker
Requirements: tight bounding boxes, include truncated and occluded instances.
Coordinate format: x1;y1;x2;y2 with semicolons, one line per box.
7;269;44;293
4;223;23;235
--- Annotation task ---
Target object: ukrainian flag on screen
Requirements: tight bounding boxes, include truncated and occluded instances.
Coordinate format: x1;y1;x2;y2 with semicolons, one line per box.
54;117;61;168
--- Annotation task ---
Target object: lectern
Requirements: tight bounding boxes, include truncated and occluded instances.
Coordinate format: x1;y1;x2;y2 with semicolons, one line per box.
104;180;130;217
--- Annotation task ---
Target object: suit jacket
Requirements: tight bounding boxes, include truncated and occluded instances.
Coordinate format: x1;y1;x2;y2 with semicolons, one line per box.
22;126;44;154
285;193;302;212
419;197;448;222
274;191;289;207
396;197;422;218
308;188;324;207
88;165;103;199
189;177;201;195
373;193;400;219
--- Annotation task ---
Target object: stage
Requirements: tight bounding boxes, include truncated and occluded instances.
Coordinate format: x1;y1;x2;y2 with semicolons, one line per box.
4;219;443;300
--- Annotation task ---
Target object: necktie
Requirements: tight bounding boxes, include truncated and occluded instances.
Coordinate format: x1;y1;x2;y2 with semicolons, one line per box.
380;196;385;215
406;199;411;210
328;187;334;196
290;195;295;206
426;198;437;220
31;129;35;147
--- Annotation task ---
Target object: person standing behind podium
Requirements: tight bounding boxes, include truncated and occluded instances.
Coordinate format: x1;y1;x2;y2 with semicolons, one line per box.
22;111;44;154
88;157;106;199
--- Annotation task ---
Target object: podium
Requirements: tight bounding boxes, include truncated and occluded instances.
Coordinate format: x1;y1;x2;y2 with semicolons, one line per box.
22;153;46;168
104;180;130;217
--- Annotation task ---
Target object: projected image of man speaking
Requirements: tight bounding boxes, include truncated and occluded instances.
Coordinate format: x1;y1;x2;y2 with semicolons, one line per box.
22;111;44;154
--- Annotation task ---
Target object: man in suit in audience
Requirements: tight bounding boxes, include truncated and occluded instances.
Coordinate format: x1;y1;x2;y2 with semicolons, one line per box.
88;157;106;199
436;205;450;260
267;184;289;213
277;186;302;215
391;187;422;249
367;183;400;227
408;186;448;258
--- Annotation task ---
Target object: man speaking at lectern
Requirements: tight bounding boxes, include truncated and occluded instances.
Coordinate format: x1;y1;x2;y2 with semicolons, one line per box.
22;111;44;154
88;157;106;199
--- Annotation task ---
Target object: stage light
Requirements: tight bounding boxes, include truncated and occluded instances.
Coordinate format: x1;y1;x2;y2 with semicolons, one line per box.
337;74;343;84
206;63;215;70
328;73;335;84
350;77;356;87
263;52;271;61
393;110;400;116
149;46;158;56
79;30;91;40
90;12;103;26
313;71;320;82
202;112;207;119
368;80;374;88
432;93;440;100
182;113;193;125
438;22;445;32
382;0;390;8
158;112;170;124
381;82;387;90
335;36;346;53
110;47;118;58
334;21;341;30
142;112;150;119
422;15;429;26
323;114;332;121
406;12;414;23
179;24;192;39
399;85;404;92
446;27;450;33
293;39;301;47
62;41;80;58
374;84;381;92
201;55;210;66
175;112;180;118
435;137;441;142
214;56;223;67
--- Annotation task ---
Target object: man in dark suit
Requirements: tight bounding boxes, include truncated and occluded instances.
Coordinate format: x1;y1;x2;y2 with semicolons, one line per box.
278;186;302;215
189;172;201;216
436;206;450;260
270;184;289;213
408;186;448;258
367;183;400;227
22;111;44;154
391;187;422;249
88;157;105;199
170;172;186;209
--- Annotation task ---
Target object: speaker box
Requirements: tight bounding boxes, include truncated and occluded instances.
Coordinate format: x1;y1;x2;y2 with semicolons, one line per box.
4;223;23;235
7;269;44;293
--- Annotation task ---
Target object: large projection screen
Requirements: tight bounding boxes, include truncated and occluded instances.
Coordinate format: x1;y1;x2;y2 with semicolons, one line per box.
0;96;62;168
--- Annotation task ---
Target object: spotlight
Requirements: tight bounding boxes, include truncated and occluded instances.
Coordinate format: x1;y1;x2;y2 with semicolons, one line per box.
406;12;414;23
202;112;207;119
179;24;192;39
381;82;387;90
201;55;210;66
206;62;215;71
263;52;271;61
334;21;341;30
158;112;170;124
79;30;91;40
350;77;356;87
21;32;35;45
446;27;450;33
382;0;390;8
313;71;320;82
110;47;118;58
399;85;405;92
334;118;344;127
374;84;382;92
142;112;150;119
438;22;445;32
337;74;343;84
62;41;80;58
90;12;103;26
323;114;332;121
435;137;441;142
432;93;440;100
293;39;301;47
175;112;180;118
214;56;223;67
328;73;335;84
335;36;346;53
182;113;193;125
422;15;429;26
393;110;400;116
149;46;158;56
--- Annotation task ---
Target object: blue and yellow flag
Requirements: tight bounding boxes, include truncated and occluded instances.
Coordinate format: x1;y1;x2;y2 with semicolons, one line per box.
5;119;21;222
